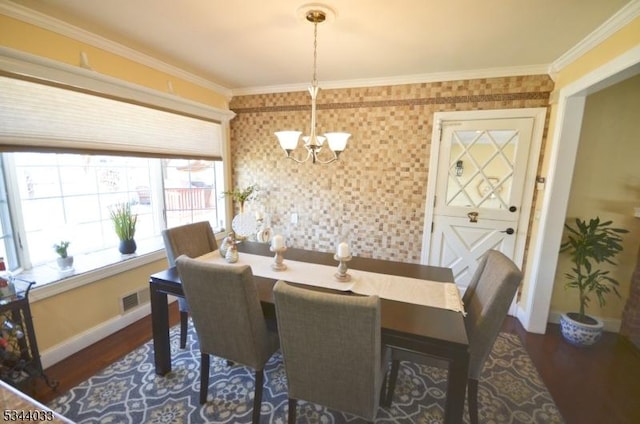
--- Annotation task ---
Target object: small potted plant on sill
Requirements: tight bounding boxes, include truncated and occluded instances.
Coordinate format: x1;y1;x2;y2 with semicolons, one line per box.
110;202;138;254
559;216;628;347
53;240;74;270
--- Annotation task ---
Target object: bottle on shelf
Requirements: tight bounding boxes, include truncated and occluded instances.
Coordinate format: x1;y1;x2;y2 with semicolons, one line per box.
0;257;15;302
1;319;24;339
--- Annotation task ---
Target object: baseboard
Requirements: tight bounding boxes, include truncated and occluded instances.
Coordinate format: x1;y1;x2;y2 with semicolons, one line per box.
514;303;540;334
39;304;152;369
547;309;621;333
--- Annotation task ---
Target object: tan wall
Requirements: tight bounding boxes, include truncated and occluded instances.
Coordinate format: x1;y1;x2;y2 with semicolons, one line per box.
229;77;553;266
550;74;640;318
0;14;228;109
0;13;228;352
30;260;167;350
553;16;640;91
519;16;640;318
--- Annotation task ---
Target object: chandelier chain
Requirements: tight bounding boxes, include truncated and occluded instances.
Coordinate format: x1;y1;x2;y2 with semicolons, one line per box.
312;21;318;87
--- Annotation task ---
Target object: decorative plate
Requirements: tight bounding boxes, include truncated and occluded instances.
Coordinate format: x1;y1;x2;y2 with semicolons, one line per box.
232;211;257;238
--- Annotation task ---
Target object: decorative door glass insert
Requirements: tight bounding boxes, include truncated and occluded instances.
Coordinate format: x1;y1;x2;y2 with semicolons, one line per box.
446;129;518;210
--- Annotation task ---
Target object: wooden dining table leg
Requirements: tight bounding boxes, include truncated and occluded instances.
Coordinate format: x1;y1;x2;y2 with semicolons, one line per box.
150;282;172;375
444;351;469;424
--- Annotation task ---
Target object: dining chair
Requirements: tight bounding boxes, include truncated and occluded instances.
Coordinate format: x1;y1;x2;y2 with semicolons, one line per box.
175;255;280;423
161;221;218;349
273;280;390;423
384;250;523;424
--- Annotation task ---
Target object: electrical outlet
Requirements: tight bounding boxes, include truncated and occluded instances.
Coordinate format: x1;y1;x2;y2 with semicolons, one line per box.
291;212;298;224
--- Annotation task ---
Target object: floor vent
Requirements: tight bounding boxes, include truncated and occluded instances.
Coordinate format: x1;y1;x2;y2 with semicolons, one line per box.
120;289;150;314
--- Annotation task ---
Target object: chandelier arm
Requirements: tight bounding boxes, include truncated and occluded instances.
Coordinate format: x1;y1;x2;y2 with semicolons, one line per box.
285;148;313;164
311;146;338;164
313;155;338;165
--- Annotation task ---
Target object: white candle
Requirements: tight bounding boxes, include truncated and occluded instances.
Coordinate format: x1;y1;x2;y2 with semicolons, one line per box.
337;242;350;258
272;234;284;249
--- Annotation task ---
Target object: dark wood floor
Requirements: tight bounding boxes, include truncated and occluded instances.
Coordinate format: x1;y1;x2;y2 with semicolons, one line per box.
502;318;640;424
32;305;640;424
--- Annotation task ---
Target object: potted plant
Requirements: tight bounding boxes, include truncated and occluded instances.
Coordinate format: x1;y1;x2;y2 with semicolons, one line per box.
559;217;628;346
110;202;138;254
53;240;74;270
222;184;257;213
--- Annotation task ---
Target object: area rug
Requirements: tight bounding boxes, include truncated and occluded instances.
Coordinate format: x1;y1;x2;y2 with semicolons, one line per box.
48;324;564;423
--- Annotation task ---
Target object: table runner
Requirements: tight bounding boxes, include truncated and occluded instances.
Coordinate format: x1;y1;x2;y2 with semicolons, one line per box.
197;251;465;314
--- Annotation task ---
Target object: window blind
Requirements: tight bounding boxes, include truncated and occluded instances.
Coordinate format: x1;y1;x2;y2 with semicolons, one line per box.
0;76;223;159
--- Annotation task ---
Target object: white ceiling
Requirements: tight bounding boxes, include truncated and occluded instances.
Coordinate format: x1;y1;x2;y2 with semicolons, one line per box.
7;0;635;94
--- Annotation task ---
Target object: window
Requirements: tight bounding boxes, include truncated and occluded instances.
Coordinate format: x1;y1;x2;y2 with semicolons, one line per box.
162;159;225;229
4;152;226;272
0;55;233;287
0;63;234;283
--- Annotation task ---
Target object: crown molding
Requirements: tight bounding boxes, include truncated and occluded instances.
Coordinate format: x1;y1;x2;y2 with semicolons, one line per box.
0;0;233;100
4;0;633;98
232;64;551;96
549;0;640;76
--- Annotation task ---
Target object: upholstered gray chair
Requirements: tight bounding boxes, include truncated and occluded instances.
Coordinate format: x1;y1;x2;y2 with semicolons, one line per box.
175;255;279;423
384;250;523;424
161;221;218;348
273;280;389;423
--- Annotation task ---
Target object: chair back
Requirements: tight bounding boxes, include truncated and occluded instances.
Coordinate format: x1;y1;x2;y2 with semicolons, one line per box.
175;255;276;370
462;250;523;379
162;221;217;266
273;280;383;421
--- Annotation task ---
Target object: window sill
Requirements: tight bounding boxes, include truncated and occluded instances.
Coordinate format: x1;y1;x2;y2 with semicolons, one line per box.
18;237;167;302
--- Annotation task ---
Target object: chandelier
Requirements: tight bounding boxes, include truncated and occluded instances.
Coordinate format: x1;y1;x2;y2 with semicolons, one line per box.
275;5;351;164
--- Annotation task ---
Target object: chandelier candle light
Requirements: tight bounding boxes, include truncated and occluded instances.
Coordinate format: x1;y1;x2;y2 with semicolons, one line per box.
275;4;351;164
270;234;287;271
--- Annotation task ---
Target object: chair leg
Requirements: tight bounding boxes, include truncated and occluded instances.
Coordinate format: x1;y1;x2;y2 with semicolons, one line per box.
467;378;479;424
180;311;189;349
380;368;389;406
252;369;264;424
287;398;297;424
200;353;210;404
383;359;400;407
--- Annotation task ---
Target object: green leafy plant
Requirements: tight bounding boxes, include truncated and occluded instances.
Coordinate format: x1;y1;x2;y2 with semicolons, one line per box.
559;217;628;323
222;185;257;210
53;241;70;258
110;202;138;241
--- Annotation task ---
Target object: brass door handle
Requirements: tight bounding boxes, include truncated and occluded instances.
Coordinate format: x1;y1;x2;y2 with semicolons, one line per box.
467;211;479;223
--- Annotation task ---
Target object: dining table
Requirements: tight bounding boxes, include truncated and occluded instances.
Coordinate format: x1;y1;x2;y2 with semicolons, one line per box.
149;241;469;424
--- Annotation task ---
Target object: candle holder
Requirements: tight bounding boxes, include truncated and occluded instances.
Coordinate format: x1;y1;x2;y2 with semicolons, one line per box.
333;254;352;282
270;246;287;271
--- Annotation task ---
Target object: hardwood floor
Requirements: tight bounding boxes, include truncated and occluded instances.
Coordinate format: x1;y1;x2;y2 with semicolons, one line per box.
31;309;640;424
503;318;640;424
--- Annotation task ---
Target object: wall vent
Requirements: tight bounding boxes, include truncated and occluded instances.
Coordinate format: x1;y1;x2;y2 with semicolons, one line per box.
120;288;150;314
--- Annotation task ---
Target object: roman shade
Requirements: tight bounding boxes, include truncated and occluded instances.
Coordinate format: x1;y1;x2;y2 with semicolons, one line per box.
0;75;223;159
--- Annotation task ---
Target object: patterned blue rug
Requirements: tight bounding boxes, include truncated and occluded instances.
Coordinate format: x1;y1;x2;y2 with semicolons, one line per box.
48;324;563;423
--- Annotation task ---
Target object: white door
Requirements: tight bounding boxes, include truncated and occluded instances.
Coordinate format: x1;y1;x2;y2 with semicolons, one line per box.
425;112;540;291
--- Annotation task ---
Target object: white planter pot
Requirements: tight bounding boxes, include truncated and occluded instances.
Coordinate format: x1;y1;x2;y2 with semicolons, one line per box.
560;312;604;347
56;256;74;270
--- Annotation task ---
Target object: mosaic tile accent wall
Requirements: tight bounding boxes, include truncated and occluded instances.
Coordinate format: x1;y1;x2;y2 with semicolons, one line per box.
229;75;553;263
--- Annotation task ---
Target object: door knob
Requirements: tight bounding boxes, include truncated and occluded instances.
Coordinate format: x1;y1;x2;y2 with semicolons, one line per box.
500;228;515;235
467;211;479;223
509;206;517;212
